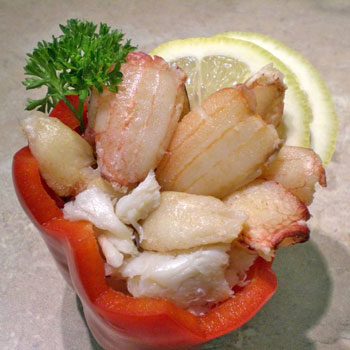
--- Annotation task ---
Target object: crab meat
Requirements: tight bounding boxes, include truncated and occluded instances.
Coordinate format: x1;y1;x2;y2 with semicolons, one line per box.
120;244;233;309
63;186;137;268
116;170;161;239
140;191;247;252
22;112;95;197
224;180;310;260
156;86;281;198
245;64;286;128
63;186;133;239
97;231;138;269
88;52;187;186
261;145;326;205
226;242;257;288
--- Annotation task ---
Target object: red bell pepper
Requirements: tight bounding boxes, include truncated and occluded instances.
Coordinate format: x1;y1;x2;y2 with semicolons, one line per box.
49;95;88;132
13;101;277;349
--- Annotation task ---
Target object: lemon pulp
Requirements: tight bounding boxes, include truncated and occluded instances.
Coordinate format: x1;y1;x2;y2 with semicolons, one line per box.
151;37;311;149
176;56;250;107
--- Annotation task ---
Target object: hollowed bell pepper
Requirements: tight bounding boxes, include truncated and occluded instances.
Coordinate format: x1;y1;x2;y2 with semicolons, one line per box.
13;99;277;349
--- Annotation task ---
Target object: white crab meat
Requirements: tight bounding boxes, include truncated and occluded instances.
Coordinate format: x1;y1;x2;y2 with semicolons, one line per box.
116;170;161;236
63;186;132;238
226;243;257;288
120;244;233;309
97;231;138;268
63;186;137;267
98;235;124;268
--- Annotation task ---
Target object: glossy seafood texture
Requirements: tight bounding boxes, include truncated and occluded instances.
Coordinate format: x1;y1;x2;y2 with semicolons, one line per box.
156;86;281;198
22;112;95;197
245;64;286;127
120;244;233;309
261;145;326;205
140;191;247;252
224;179;310;260
88;52;187;186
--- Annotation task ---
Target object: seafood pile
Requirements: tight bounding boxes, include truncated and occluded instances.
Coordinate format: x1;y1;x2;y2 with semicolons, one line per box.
22;51;326;313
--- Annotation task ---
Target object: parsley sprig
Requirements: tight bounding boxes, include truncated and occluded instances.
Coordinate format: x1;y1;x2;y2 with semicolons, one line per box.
23;19;136;131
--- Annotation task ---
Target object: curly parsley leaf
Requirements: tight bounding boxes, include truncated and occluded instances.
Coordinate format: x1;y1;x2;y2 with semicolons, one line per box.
23;19;136;131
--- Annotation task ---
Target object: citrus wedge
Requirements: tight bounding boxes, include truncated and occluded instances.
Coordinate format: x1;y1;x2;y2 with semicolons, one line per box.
215;32;337;166
150;37;312;149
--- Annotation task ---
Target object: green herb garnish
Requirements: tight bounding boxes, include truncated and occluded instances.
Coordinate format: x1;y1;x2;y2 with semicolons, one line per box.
23;18;136;131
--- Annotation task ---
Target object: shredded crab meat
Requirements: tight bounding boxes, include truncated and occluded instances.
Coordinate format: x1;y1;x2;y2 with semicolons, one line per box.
63;186;132;238
226;243;257;288
98;235;124;268
116;170;161;241
120;244;233;309
63;186;137;267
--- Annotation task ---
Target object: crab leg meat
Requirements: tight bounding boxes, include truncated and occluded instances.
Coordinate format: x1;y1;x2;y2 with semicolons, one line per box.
224;179;310;260
88;52;187;186
156;86;280;198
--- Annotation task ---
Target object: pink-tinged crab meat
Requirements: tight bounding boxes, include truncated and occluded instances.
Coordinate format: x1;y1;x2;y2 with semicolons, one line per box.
224;179;310;261
88;52;187;186
261;145;326;205
244;64;286;128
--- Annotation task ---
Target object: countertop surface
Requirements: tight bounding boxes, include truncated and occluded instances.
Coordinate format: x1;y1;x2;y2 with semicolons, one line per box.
1;0;349;349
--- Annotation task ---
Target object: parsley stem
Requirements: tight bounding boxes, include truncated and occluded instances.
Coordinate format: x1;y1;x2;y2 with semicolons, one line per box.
61;95;84;132
78;97;85;133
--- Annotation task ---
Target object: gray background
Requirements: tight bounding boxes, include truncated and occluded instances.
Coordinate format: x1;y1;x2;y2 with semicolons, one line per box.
1;0;349;349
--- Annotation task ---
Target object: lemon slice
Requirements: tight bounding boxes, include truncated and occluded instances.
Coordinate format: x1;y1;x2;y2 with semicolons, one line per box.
215;32;337;166
150;37;312;149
